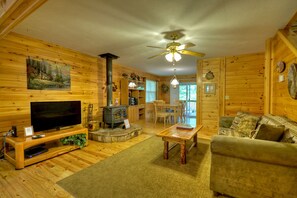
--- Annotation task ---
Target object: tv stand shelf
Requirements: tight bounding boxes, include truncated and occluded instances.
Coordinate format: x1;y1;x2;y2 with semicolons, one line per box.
4;126;88;169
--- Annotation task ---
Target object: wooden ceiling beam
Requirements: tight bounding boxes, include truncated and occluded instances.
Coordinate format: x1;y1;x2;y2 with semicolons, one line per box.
0;0;47;40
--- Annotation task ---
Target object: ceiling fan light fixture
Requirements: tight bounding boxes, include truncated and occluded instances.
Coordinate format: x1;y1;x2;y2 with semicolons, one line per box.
174;52;181;61
165;52;181;62
165;53;173;62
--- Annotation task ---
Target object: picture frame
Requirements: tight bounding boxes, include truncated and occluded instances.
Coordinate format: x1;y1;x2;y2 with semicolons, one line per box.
24;126;34;137
124;119;130;129
204;83;216;94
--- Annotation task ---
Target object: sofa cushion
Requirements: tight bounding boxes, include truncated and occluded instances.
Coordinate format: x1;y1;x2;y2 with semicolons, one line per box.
218;127;233;136
230;112;249;130
234;115;260;137
258;115;282;126
254;124;285;141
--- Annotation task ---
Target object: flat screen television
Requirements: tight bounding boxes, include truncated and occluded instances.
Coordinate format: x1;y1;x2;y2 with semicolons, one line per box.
30;101;81;132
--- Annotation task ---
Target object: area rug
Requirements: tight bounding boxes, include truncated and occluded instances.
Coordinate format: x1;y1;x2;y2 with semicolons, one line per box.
57;136;212;198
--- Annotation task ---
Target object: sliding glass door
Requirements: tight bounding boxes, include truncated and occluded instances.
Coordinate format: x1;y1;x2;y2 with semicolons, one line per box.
179;83;196;118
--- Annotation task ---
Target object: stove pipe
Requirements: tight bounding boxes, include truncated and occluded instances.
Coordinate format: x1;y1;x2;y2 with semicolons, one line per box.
99;53;119;107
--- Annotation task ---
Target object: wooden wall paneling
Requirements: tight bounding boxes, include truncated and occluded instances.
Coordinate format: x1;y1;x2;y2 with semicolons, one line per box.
270;32;297;121
197;53;265;139
0;33;100;137
224;53;264;116
198;58;221;137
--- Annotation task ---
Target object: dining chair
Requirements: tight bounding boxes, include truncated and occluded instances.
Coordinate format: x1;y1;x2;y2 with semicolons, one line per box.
153;103;171;126
174;100;186;123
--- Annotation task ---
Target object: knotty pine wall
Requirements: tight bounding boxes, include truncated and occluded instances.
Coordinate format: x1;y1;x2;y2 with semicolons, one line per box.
197;58;222;137
0;32;101;136
268;33;297;121
0;32;159;137
197;53;265;138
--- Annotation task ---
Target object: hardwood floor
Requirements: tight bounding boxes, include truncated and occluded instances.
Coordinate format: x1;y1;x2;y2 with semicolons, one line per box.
0;120;209;198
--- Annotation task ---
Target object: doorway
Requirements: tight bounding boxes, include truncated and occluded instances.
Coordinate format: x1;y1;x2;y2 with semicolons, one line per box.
179;83;197;118
170;82;197;125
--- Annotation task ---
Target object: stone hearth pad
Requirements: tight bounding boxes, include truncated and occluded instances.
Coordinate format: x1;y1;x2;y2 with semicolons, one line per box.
89;124;142;143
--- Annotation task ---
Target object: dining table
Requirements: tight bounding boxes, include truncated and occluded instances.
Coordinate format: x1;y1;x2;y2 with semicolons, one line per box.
156;103;182;124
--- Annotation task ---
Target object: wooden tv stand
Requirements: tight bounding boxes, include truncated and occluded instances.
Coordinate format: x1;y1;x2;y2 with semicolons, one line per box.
4;126;88;169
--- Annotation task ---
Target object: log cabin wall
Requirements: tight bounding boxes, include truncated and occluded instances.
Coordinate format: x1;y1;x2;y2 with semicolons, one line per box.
267;32;297;121
0;32;101;136
197;53;265;138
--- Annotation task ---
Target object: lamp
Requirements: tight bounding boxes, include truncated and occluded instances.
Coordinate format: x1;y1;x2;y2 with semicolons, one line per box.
165;51;181;63
128;81;137;88
170;69;179;89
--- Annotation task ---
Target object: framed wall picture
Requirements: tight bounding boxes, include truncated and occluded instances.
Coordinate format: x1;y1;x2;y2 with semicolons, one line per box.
124;119;130;129
24;126;34;137
204;83;216;94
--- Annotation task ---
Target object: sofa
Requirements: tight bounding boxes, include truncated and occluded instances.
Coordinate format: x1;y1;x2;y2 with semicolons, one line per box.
210;113;297;198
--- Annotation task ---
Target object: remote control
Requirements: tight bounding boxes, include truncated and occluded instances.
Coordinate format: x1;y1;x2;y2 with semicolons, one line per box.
32;134;45;139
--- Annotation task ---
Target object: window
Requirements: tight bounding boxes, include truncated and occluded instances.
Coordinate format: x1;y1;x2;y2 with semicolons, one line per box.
146;80;157;102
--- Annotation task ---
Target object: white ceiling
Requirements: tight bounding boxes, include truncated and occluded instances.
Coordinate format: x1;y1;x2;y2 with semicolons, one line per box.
12;0;297;76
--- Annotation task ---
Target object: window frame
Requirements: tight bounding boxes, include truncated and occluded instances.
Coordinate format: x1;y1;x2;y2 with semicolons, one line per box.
145;79;157;103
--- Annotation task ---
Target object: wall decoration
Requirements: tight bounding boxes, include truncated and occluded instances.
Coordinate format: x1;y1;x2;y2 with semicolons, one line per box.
288;63;297;99
276;61;286;73
26;57;71;90
161;83;169;93
205;71;215;80
204;83;216;94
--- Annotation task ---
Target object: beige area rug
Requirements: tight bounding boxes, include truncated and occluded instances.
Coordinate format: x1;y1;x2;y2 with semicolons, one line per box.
57;136;214;198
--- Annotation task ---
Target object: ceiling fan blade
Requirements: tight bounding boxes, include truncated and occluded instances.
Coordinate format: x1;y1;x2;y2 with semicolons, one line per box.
148;51;169;59
147;45;165;49
180;50;205;57
177;42;195;50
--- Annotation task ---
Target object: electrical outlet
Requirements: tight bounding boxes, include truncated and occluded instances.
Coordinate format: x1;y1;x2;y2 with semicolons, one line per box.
225;95;230;100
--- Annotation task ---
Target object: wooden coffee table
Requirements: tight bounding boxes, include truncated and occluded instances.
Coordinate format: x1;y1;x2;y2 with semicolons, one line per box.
156;124;203;164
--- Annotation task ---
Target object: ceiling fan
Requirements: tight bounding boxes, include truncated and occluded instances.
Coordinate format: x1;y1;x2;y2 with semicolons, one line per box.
147;30;205;63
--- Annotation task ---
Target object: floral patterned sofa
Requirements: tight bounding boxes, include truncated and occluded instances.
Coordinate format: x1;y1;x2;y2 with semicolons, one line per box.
210;112;297;198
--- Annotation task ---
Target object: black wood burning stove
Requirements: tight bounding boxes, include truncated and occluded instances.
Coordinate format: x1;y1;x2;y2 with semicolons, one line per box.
103;106;127;128
100;53;127;128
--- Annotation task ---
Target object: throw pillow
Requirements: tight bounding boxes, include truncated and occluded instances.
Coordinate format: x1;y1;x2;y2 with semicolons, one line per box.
234;115;260;137
230;112;248;130
254;124;285;141
280;136;295;143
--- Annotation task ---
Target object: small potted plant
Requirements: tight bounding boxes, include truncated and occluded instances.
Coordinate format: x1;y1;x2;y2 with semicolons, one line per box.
60;134;87;148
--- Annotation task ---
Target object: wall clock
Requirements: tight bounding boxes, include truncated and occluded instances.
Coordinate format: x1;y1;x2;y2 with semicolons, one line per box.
276;61;286;73
288;63;297;99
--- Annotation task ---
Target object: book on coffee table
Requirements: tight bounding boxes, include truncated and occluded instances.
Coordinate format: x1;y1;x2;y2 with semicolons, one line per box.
176;124;194;130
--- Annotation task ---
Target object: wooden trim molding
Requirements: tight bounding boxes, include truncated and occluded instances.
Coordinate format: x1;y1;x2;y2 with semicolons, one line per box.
277;30;297;57
264;38;272;114
196;60;203;126
0;0;47;39
219;57;226;116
